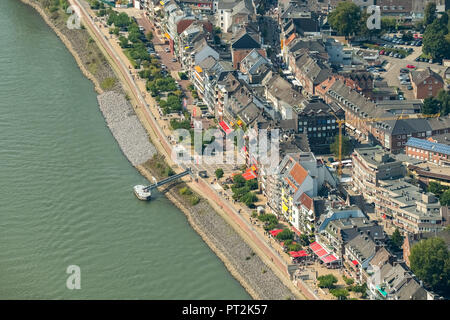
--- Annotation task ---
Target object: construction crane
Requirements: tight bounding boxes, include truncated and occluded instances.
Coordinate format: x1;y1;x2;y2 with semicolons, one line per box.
330;112;441;176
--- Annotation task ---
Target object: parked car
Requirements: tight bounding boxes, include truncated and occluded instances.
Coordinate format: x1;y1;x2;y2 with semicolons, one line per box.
400;68;410;73
407;85;413;90
164;47;170;53
171;58;177;62
406;64;416;69
400;80;410;85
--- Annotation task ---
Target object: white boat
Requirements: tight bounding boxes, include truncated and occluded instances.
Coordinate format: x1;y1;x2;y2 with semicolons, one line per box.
134;185;152;201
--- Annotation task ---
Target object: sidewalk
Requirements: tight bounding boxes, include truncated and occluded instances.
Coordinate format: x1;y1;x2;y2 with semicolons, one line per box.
73;0;315;300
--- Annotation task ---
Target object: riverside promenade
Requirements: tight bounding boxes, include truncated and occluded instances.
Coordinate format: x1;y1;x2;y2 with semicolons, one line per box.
70;0;317;300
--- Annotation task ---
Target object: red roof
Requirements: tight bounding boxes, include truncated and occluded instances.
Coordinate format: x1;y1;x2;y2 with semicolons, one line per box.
269;229;283;237
300;193;313;210
352;260;359;266
219;121;232;134
289;163;308;186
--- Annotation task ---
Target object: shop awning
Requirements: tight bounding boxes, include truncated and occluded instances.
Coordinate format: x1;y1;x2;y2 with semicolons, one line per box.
194;65;203;73
242;168;257;181
219;121;232;134
269;229;283;237
321;254;337;264
289;250;308;258
309;241;328;257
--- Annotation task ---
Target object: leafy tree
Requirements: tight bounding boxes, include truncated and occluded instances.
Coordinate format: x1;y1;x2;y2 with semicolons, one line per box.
118;35;128;48
299;234;311;246
328;2;361;39
245;179;258;191
428;182;446;197
317;274;338;289
437;90;450;116
330;288;349;300
423;12;450;60
330;135;352;158
424;2;437;26
410;237;450;294
232;174;246;188
287;243;302;251
422;97;441;115
390;228;404;251
241;192;258;207
146;31;153;42
276;229;294;241
343;276;354;286
441;189;450;206
215;168;224;179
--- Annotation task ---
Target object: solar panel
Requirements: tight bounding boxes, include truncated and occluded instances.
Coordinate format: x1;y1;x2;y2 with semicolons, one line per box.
406;137;450;155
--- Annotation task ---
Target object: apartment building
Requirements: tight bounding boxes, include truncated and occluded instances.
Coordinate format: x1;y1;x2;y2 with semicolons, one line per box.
352;146;406;202
406;137;450;167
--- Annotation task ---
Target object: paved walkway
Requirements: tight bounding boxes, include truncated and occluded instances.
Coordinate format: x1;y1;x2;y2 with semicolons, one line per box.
72;0;318;300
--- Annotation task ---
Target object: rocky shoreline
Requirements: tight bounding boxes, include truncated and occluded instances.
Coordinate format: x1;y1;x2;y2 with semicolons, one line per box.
20;0;299;300
97;91;156;166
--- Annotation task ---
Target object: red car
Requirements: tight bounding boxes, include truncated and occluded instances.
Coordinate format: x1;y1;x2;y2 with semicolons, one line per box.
406;64;416;69
379;50;385;55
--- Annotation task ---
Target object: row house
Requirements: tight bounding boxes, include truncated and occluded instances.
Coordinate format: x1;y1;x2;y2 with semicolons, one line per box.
291;51;332;96
239;49;272;85
265;74;304;121
365;249;432;300
406;137;450;167
283;38;328;77
277;153;337;231
194;58;234;115
293;98;344;154
323;79;449;153
178;0;213;13
231;27;265;70
216;0;255;34
410;67;444;99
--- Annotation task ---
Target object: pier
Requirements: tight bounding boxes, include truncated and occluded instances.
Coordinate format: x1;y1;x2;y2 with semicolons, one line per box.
134;168;192;200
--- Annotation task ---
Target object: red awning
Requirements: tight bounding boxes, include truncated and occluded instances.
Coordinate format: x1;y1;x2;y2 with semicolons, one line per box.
309;241;329;257
382;214;387;219
315;248;328;257
309;241;321;251
242;168;257;181
269;229;283;237
352;260;359;266
219;121;232;134
321;254;337;264
289;250;308;258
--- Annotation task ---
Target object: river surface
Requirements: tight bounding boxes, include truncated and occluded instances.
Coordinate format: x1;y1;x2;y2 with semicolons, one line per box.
0;0;249;299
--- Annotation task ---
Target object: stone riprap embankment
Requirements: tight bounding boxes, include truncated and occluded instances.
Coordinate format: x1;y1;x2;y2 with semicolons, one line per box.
98;91;156;166
188;200;297;300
